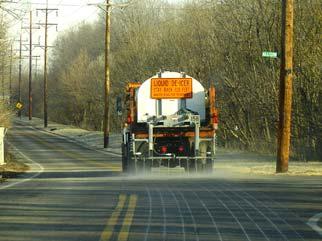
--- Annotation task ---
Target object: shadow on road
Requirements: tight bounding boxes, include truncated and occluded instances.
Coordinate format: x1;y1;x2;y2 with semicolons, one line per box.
11;170;121;179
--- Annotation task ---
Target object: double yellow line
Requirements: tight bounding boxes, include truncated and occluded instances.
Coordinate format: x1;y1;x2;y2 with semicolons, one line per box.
100;194;138;241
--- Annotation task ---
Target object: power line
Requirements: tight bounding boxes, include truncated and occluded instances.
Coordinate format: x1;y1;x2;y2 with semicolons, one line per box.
31;3;84;7
36;1;58;128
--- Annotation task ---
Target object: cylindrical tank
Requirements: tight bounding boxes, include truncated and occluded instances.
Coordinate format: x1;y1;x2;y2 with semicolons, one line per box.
136;71;205;123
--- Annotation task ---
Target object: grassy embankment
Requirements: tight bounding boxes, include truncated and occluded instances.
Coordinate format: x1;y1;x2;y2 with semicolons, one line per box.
0;103;29;182
0;152;29;182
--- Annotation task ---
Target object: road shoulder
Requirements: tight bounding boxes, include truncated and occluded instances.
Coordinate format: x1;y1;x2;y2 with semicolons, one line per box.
0;141;44;190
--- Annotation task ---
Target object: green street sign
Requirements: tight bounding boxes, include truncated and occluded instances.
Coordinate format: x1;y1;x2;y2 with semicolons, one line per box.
262;51;278;58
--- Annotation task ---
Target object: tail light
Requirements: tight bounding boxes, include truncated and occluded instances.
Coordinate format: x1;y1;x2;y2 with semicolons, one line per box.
212;112;219;130
127;115;132;124
178;145;184;152
160;146;167;154
212;113;218;124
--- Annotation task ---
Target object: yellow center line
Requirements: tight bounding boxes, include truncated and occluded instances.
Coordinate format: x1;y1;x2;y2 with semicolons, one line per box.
100;194;127;241
117;194;138;241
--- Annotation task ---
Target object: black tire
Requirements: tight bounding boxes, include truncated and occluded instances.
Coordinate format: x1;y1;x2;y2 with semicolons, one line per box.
121;143;128;172
188;159;203;173
205;146;214;173
199;142;213;173
122;134;136;174
137;142;151;172
127;140;136;174
205;158;214;173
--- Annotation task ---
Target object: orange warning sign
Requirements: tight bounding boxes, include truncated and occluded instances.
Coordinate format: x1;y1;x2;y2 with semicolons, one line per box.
151;78;193;99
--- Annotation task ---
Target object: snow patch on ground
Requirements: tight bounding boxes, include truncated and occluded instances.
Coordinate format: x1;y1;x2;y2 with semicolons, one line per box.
216;159;322;176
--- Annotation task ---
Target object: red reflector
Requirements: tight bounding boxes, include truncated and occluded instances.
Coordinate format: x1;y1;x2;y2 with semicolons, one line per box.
178;145;184;152
212;114;218;124
160;146;167;153
127;115;132;124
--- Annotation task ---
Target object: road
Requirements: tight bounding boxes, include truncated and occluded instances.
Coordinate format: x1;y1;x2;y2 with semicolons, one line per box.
0;123;321;241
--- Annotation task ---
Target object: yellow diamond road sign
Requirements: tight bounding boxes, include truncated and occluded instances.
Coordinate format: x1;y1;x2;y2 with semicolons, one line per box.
16;102;23;110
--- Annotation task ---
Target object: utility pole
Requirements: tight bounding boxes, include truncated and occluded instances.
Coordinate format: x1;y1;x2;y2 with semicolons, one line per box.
9;43;12;104
88;0;132;147
16;21;29;117
1;56;4;101
28;10;33;120
24;11;41;120
276;0;294;173
19;13;41;117
33;55;40;79
103;0;111;148
43;6;48;127
37;1;58;128
18;32;22;117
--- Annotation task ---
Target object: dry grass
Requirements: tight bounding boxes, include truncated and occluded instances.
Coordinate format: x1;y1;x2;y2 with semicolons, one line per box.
0;102;12;128
0;152;29;180
0;103;15;181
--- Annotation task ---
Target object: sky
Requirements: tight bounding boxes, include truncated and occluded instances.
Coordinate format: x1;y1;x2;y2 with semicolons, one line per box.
4;0;182;35
4;0;101;41
1;0;105;71
1;0;181;71
30;0;101;31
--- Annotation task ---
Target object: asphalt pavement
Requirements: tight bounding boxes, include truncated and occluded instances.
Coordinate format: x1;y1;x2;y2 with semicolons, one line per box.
0;123;321;241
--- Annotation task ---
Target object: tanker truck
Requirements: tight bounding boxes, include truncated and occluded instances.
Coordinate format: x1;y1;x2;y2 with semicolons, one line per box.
119;71;218;173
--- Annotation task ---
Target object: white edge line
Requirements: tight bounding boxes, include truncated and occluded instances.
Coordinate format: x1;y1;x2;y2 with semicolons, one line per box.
307;212;322;236
0;141;44;190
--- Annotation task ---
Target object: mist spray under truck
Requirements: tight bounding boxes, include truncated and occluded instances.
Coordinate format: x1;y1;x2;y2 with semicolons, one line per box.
120;71;219;173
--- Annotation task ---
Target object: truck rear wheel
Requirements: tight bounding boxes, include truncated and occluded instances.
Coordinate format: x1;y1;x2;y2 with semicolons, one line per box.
122;143;135;173
136;142;151;172
122;135;136;174
121;143;128;172
198;142;213;173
